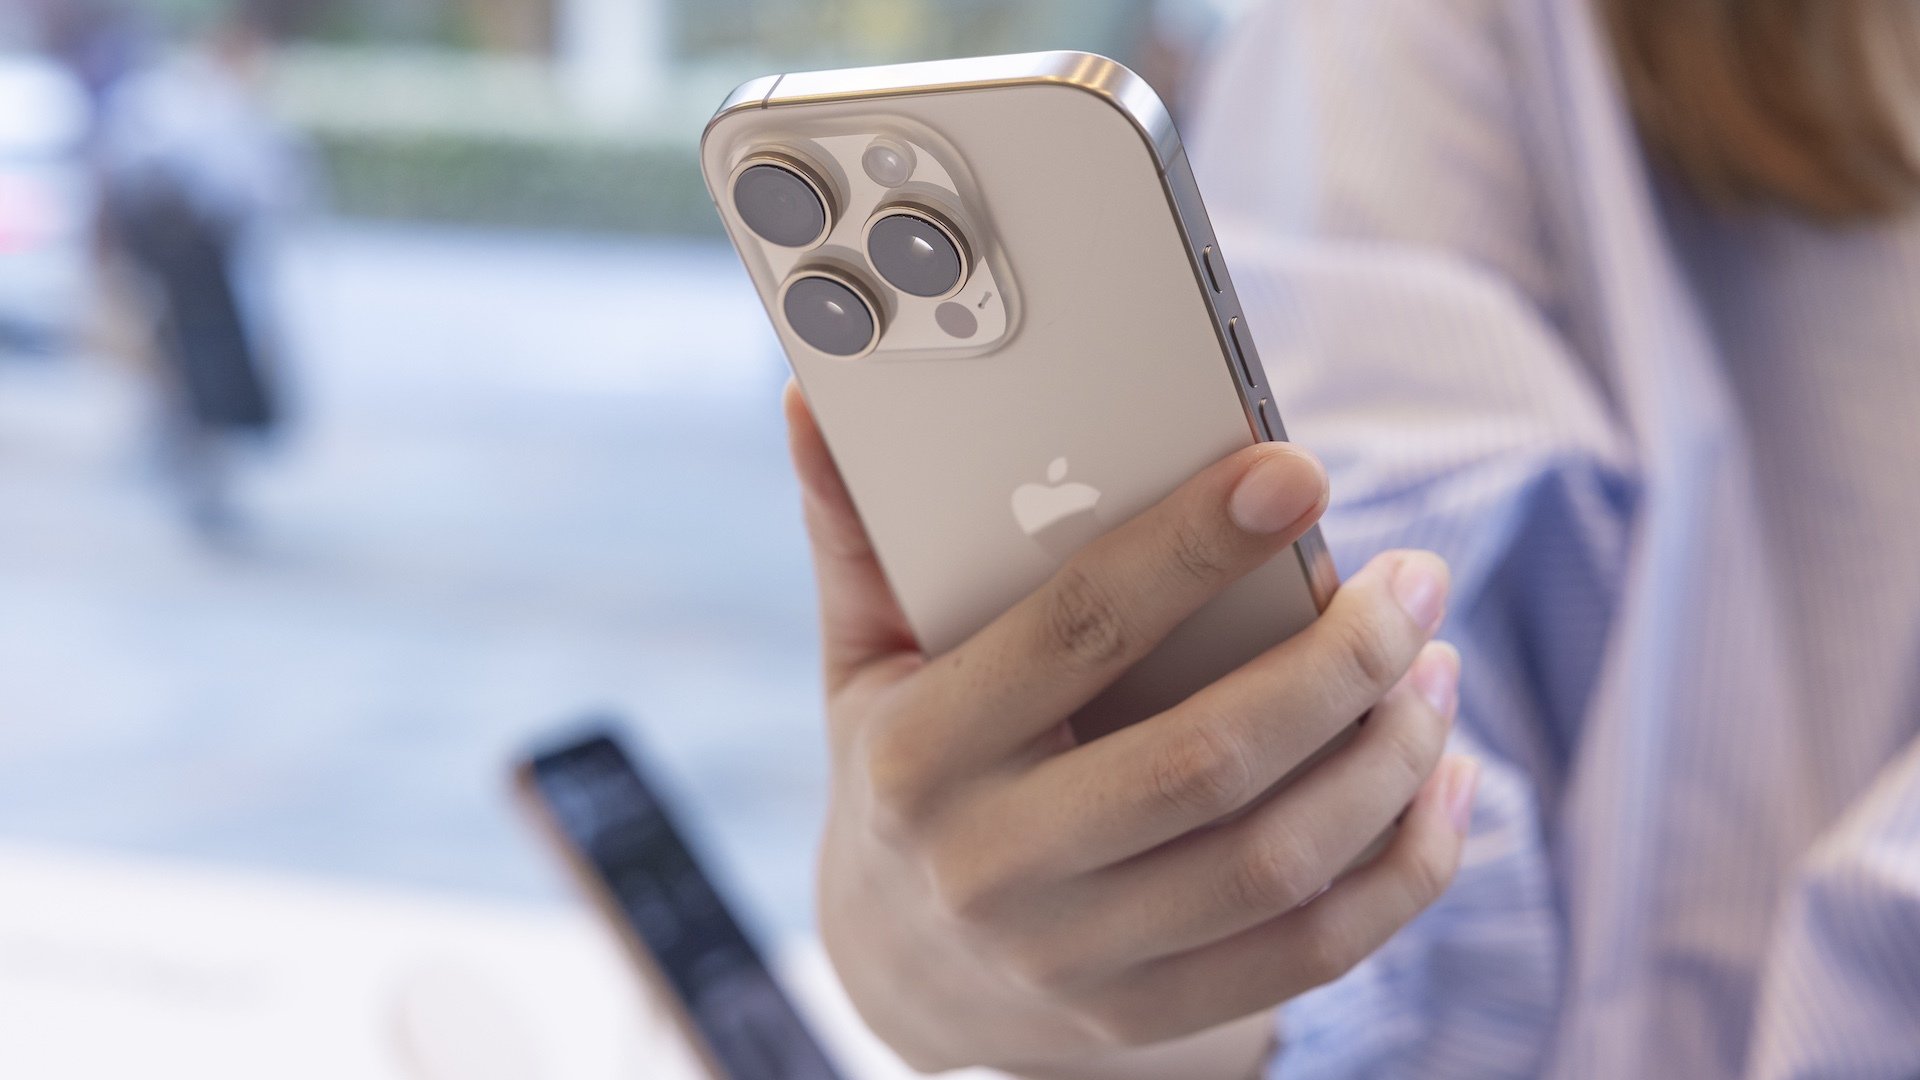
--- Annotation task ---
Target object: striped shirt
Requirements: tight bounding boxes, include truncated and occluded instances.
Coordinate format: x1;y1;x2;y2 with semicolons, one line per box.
1189;2;1920;1077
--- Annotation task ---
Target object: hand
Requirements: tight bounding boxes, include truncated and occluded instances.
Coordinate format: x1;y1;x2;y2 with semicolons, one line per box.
785;384;1478;1076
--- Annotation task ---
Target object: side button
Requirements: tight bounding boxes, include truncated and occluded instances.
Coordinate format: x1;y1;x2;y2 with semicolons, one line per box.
1227;316;1259;387
1260;397;1288;442
1202;245;1224;293
1230;316;1264;387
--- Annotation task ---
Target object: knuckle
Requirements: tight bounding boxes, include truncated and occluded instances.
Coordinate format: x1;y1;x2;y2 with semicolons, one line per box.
1224;825;1319;913
1380;707;1444;795
926;849;1017;927
1041;565;1133;671
926;864;989;925
1327;610;1406;696
1001;940;1090;998
1296;915;1365;988
1146;718;1253;821
865;794;923;847
1077;994;1171;1049
859;723;937;839
1164;516;1232;587
1398;831;1457;909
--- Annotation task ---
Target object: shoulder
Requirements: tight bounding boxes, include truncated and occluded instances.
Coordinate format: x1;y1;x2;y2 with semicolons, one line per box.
1191;0;1572;308
1193;0;1548;180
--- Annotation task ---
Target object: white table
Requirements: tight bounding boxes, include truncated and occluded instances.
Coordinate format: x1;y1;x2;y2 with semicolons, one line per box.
0;843;1000;1080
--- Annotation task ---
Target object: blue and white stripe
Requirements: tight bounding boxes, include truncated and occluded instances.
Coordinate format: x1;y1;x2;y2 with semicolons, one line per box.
1189;1;1920;1077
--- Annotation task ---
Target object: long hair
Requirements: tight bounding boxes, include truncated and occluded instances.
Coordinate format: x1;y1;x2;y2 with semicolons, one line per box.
1601;0;1920;222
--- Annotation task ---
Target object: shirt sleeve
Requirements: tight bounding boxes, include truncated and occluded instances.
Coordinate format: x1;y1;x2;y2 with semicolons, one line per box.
1186;1;1635;1076
1746;736;1920;1080
1226;222;1619;1080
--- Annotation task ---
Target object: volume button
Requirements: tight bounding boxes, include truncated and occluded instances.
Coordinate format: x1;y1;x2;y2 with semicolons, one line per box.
1227;316;1258;388
1201;245;1224;293
1260;397;1288;442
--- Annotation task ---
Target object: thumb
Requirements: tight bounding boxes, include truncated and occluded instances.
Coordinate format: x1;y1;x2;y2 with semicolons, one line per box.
783;381;919;693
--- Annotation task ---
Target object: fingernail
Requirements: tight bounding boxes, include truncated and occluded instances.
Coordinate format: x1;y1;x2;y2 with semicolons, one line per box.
1413;642;1460;718
1391;553;1449;633
1228;448;1326;535
1445;758;1480;836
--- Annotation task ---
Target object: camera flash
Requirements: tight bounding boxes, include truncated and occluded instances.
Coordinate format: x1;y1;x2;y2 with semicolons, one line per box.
862;140;915;188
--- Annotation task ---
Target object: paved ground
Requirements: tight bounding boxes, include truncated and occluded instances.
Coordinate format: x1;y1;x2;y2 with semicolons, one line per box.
0;222;835;936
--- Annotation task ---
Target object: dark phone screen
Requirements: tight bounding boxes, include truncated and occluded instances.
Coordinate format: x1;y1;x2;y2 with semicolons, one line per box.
527;733;844;1080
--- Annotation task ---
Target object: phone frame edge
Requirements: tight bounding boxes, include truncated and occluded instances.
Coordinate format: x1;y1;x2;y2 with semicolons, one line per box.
1158;151;1343;612
704;51;1178;170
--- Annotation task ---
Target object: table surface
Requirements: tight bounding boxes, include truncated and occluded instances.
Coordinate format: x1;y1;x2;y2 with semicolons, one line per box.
0;842;1009;1080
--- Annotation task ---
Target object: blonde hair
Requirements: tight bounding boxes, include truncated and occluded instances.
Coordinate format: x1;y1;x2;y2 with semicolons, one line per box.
1602;0;1920;222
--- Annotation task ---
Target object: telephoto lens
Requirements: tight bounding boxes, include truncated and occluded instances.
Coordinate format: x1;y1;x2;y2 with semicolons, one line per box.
866;208;968;298
783;274;879;357
733;158;831;248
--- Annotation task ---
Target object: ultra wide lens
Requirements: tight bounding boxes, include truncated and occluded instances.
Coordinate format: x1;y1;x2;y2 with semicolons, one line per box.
734;161;829;248
783;274;878;357
867;210;967;298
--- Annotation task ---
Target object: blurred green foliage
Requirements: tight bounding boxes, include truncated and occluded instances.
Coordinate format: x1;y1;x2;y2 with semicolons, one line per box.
317;129;718;235
272;0;1153;234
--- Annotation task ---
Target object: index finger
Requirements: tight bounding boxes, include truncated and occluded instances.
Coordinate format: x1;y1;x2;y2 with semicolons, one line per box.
784;381;919;694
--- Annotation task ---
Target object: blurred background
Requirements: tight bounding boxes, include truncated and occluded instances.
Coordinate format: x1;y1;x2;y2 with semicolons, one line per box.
0;0;1252;1022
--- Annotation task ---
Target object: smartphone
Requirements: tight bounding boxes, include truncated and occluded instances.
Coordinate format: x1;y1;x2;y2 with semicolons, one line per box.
701;51;1339;743
516;728;846;1080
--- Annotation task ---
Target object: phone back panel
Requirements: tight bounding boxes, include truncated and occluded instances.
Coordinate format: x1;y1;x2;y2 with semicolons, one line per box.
703;54;1334;738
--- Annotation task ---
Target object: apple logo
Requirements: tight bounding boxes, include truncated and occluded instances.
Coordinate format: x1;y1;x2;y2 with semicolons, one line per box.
1012;457;1104;559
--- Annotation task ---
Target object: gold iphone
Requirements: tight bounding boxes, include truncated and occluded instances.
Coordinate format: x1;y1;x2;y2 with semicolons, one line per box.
702;51;1340;743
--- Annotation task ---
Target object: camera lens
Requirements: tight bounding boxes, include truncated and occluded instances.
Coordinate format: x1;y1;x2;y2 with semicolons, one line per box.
866;208;968;298
783;273;878;357
732;159;830;248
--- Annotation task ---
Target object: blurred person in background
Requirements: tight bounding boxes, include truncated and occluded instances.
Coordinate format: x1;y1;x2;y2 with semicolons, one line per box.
92;1;310;541
35;0;149;108
787;1;1920;1079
